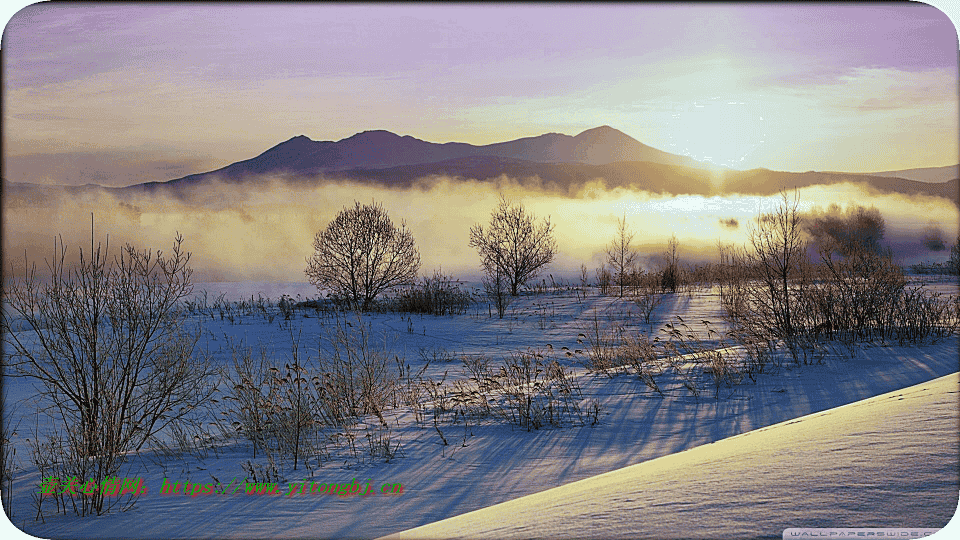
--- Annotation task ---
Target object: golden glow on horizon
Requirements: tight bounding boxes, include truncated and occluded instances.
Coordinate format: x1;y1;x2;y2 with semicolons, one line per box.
3;177;957;283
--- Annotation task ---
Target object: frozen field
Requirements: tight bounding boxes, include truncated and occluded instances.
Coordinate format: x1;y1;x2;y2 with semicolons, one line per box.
3;283;958;539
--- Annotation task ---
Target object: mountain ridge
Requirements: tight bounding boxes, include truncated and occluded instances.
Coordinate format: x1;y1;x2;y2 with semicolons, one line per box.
3;126;956;206
162;126;706;184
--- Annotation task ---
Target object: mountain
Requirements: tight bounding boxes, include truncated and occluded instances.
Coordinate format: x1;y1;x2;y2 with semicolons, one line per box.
8;164;957;208
324;156;717;195
5;127;956;207
720;169;959;203
153;126;704;186
855;165;959;184
476;125;702;167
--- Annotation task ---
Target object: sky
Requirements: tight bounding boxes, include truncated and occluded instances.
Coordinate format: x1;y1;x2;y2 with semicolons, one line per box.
2;2;959;187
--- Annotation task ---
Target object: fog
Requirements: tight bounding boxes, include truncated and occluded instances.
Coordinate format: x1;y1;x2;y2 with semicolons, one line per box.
3;176;957;285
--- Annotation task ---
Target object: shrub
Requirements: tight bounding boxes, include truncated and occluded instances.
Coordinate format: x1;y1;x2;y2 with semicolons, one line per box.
388;269;474;315
459;350;600;431
3;230;217;516
225;311;402;471
632;272;665;324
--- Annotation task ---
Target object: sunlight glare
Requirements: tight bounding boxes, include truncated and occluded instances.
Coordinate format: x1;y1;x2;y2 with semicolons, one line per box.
664;97;765;169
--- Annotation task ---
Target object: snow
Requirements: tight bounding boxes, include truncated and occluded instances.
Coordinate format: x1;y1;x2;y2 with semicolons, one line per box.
382;372;960;540
3;284;958;539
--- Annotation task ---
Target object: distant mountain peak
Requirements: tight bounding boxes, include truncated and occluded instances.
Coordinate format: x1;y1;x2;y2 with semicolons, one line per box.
574;125;634;140
578;125;617;134
342;130;403;143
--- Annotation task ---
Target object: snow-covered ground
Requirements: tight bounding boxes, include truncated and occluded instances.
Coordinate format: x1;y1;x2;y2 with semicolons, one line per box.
3;284;958;539
383;372;960;540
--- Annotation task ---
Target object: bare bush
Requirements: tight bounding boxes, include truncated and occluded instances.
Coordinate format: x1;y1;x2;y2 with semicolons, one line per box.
455;350;600;431
225;312;401;470
741;191;808;363
306;201;421;311
388;269;474;315
409;348;601;440
580;314;759;400
891;289;960;344
632;271;665;324
1;422;18;521
3;228;217;516
579;311;622;374
809;246;905;342
616;334;665;396
469;196;557;297
225;340;274;459
317;312;398;427
718;195;956;361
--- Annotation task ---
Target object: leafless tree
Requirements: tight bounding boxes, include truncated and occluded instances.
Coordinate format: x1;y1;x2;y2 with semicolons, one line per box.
804;203;885;257
306;201;421;311
660;234;682;293
482;262;512;319
744;190;808;362
3;226;217;516
950;236;960;275
595;265;612;295
605;215;638;297
469;196;557;297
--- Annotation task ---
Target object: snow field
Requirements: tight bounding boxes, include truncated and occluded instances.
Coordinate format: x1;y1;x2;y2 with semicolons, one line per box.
4;283;958;539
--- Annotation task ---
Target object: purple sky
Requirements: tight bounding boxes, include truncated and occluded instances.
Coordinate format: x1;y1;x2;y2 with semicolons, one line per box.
2;2;958;186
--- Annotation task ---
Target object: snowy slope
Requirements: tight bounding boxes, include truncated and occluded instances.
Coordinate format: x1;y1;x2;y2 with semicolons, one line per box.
383;373;960;540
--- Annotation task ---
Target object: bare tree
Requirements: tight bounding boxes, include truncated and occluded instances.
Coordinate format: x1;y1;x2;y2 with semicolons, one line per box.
306;201;421;311
805;204;885;257
3;226;216;516
595;265;612;296
469;196;557;297
483;262;512;319
950;235;960;275
605;215;638;297
744;190;807;362
660;234;681;293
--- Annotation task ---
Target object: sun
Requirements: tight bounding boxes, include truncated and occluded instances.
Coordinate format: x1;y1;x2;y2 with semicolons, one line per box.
664;97;766;169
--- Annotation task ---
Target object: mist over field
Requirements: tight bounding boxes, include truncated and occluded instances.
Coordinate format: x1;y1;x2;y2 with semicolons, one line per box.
4;175;956;284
